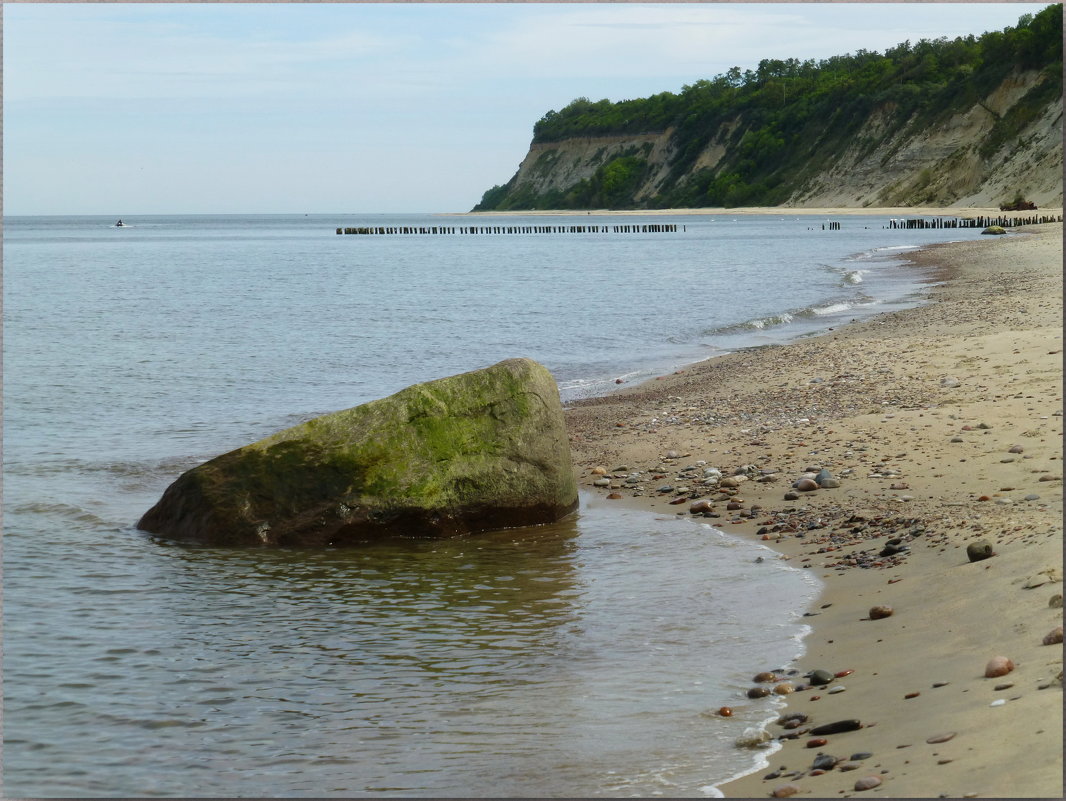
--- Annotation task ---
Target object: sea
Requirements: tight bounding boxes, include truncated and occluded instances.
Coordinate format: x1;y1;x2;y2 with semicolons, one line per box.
2;212;992;797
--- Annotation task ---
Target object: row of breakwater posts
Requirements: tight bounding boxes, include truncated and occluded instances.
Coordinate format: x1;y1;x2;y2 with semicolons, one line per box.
885;214;1062;230
336;223;680;235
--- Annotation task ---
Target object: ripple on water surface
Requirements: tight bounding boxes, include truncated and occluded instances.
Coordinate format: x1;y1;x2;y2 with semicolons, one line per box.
3;496;818;797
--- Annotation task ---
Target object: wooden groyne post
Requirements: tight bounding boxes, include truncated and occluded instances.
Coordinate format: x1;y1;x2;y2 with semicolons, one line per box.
335;223;680;236
887;214;1062;230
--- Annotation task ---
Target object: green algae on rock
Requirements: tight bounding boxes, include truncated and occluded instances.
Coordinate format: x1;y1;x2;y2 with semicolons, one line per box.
137;358;578;545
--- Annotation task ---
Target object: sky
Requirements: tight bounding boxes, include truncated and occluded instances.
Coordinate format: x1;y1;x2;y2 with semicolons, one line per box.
2;2;1051;215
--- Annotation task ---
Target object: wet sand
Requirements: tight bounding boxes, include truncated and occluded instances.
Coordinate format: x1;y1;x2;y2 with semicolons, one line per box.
563;216;1063;798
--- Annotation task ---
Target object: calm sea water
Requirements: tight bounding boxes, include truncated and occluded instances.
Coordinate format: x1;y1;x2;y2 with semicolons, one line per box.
3;213;988;797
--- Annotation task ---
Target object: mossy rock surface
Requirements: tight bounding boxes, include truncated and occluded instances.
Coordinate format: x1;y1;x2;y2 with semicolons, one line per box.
981;225;1008;235
138;358;578;545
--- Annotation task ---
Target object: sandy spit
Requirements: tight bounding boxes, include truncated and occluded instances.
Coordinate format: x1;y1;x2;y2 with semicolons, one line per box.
564;221;1063;798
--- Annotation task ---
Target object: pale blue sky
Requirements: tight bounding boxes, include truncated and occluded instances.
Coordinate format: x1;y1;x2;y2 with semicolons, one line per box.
3;3;1049;215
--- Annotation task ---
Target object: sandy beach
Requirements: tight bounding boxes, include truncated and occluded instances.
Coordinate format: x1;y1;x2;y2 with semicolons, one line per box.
563;212;1063;798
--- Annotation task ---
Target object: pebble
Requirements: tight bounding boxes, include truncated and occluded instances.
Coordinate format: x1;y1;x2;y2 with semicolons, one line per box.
989;699;1006;707
811;753;839;770
1008;445;1025;453
925;732;956;744
850;752;873;761
834;669;854;678
827;685;847;695
1037;474;1061;482
966;540;994;562
754;671;777;683
689;499;714;514
869;605;894;620
593;478;611;487
1024;494;1041;501
606;492;622;500
993;682;1014;691
591;466;608;475
735;728;773;747
718;706;734;717
747;686;772;698
904;692;920;699
771;785;800;798
794;478;819;492
808;669;835;685
1049;594;1063;609
1043;626;1063;645
810;720;862;735
665;450;680;459
854;776;883;791
984;656;1014;678
784;491;801;501
774;682;796;695
838;762;862;772
806;737;828;748
940;376;961;388
932;681;950;688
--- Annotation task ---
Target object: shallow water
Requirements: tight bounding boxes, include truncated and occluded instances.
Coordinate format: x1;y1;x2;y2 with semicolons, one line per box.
3;212;985;796
4;495;819;797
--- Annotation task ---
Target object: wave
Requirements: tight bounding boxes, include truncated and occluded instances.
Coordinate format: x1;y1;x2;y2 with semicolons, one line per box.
8;502;114;528
702;295;878;335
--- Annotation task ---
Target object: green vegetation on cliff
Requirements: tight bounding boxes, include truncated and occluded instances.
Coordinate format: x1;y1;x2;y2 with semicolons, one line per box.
474;5;1061;210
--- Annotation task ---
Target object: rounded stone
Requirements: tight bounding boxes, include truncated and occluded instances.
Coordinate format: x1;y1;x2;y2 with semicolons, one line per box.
771;785;800;798
926;732;956;744
854;776;883;791
806;737;828;748
810;720;862;736
774;682;796;695
812;753;839;771
593;478;611;487
818;477;842;488
606;493;622;500
591;466;608;475
794;478;819;492
753;671;777;683
1043;626;1063;645
809;669;834;685
966;540;994;562
718;706;734;717
869;605;894;620
984;655;1014;678
747;686;772;699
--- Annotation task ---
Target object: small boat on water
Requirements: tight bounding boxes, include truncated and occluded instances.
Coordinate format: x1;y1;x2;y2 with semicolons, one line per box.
114;219;127;227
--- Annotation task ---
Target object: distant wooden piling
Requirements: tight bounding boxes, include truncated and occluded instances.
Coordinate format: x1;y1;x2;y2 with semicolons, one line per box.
886;214;1062;230
335;223;680;236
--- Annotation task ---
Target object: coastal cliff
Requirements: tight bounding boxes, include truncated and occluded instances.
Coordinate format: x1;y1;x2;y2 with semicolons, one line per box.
475;5;1062;211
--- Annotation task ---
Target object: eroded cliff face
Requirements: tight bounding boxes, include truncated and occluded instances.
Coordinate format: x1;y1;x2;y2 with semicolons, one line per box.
486;69;1062;210
791;70;1063;207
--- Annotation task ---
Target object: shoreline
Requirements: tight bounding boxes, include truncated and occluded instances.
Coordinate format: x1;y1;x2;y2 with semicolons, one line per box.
453;205;1064;219
563;222;1063;797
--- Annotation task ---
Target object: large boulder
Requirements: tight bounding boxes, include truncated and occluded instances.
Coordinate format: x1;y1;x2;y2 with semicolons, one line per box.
137;358;578;546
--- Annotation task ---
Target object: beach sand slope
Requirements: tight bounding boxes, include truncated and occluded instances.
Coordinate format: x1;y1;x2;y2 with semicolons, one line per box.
565;221;1063;798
